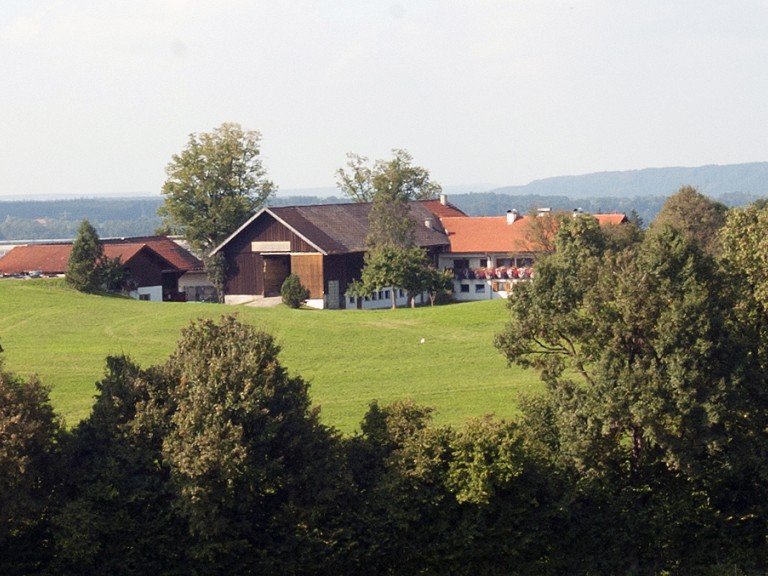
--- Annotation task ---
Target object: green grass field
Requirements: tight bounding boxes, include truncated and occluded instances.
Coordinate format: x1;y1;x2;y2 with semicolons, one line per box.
0;279;542;433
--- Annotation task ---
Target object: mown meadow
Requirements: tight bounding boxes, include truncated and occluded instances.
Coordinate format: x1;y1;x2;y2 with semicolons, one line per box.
0;279;539;432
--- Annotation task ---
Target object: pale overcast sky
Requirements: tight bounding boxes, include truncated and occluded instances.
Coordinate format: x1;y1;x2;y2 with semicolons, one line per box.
1;1;767;198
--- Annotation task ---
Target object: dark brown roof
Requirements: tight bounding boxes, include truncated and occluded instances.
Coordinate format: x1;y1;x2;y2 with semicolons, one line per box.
217;202;451;256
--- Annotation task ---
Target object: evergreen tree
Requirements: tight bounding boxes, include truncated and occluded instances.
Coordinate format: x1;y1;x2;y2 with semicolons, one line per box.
280;273;309;308
66;219;105;293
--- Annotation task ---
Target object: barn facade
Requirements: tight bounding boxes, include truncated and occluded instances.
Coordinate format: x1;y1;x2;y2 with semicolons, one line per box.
211;201;460;309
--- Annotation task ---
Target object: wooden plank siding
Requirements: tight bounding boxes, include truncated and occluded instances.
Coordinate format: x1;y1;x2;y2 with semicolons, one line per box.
291;254;324;297
223;212;323;297
325;252;364;291
123;250;166;288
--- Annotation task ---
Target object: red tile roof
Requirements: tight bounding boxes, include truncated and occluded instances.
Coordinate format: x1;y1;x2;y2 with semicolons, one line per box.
440;213;629;254
442;215;537;253
0;244;71;274
102;236;202;270
415;198;468;219
0;236;199;275
594;213;629;226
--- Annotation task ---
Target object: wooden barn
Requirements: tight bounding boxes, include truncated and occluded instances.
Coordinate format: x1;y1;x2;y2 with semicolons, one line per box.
211;200;463;309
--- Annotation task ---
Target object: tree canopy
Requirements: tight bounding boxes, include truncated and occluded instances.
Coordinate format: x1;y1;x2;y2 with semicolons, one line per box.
335;149;441;203
336;149;445;308
158;122;275;255
650;185;728;254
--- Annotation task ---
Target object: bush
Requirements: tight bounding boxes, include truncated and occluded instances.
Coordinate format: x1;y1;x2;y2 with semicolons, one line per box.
281;274;309;308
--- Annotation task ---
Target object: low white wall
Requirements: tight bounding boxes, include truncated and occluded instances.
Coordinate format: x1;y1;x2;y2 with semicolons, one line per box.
130;285;163;302
224;294;258;305
452;280;511;302
344;288;429;310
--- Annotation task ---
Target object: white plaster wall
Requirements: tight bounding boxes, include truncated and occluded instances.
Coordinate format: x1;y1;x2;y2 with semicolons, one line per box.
178;271;212;292
130;285;163;302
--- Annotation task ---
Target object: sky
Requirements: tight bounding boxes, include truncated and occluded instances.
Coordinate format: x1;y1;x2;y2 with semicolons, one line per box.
1;1;768;199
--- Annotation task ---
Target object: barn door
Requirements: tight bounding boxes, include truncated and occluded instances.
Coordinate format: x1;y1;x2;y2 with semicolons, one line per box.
263;255;290;296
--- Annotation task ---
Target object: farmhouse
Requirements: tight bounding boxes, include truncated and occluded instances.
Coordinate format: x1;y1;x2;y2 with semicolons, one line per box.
211;196;629;308
0;235;210;302
211;198;465;309
439;210;629;301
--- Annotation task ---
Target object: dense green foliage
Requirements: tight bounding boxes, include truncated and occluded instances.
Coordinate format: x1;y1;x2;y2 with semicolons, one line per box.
651;185;728;254
158;123;275;255
494;206;768;573
335;148;441;203
66;220;107;293
280;273;309;308
0;357;62;575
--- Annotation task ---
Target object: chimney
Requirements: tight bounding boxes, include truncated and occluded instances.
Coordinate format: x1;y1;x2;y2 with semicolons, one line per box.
439;193;447;206
506;209;519;224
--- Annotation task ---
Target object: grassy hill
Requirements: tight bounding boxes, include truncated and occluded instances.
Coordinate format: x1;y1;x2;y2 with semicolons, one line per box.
0;279;539;433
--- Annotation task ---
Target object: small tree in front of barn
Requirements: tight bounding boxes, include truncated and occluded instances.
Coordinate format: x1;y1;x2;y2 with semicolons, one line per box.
66;219;106;293
281;273;309;308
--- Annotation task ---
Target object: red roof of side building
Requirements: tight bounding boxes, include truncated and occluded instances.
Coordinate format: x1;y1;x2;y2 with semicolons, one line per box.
102;236;202;270
0;242;179;275
441;213;629;254
415;198;468;219
0;244;72;274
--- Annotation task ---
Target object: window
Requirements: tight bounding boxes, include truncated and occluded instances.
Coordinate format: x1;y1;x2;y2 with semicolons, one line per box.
479;258;488;268
475;284;486;293
139;293;151;301
453;258;469;269
384;290;390;299
460;284;470;293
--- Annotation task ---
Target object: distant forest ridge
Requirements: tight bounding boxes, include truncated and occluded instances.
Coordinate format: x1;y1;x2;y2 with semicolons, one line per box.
0;162;765;241
492;161;768;199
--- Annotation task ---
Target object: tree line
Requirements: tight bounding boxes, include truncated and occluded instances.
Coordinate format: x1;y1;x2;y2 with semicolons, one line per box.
3;187;768;574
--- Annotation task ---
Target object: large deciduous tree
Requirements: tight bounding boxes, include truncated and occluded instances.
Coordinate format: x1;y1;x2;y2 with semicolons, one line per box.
335;148;441;203
66;219;107;293
157;315;348;572
495;212;768;572
159;123;275;300
0;355;62;574
337;149;443;308
651;185;727;255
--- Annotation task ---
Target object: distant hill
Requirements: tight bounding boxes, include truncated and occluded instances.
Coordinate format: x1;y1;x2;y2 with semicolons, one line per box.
492;162;768;199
